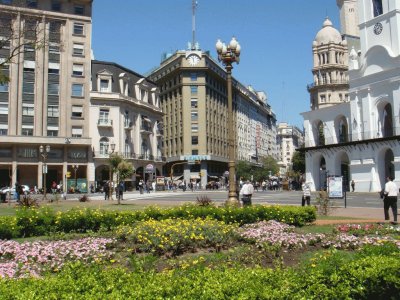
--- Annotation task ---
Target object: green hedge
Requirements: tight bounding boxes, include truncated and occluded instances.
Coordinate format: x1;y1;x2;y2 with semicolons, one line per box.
0;251;398;299
0;204;316;239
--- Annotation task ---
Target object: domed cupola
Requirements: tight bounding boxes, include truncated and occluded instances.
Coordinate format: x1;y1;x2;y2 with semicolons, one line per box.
308;17;349;110
314;17;343;45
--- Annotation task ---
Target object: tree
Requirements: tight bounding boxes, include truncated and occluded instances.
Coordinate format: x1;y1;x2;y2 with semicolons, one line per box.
236;160;253;181
292;149;305;174
260;155;279;177
0;6;50;83
108;153;135;205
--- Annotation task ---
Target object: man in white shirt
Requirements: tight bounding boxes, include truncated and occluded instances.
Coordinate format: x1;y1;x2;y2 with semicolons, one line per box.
384;176;398;224
240;180;254;206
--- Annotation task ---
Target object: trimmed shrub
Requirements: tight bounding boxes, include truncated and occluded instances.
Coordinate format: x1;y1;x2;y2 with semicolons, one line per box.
0;204;316;239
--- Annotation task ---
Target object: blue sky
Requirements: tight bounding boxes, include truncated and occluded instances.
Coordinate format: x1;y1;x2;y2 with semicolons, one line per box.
92;0;341;128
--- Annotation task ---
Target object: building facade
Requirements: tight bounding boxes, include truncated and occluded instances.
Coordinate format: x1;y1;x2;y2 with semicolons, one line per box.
302;0;400;192
90;60;164;190
148;50;276;188
0;0;92;191
276;122;304;175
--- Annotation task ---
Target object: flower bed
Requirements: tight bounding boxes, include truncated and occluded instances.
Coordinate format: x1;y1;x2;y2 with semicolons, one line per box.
239;220;400;250
0;204;316;239
0;237;115;278
116;218;238;256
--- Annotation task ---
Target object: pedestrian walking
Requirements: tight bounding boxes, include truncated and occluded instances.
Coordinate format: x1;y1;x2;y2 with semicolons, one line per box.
383;176;398;224
301;182;311;206
351;180;355;192
240;180;254;206
103;181;110;200
139;180;144;194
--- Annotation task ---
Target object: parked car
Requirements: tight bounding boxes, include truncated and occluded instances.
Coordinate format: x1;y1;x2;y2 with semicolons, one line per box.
0;185;30;195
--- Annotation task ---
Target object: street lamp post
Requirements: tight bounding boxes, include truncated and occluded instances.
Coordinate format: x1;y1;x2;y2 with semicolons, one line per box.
72;164;79;192
39;145;51;200
216;37;241;205
106;142;115;200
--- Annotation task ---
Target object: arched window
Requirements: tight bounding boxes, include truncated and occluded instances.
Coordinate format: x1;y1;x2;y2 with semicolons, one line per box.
317;121;325;146
383;104;393;137
99;137;109;155
338;118;348;143
373;0;383;17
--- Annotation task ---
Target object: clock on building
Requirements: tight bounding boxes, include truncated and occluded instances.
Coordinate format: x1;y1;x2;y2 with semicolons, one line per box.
187;54;200;66
373;22;383;35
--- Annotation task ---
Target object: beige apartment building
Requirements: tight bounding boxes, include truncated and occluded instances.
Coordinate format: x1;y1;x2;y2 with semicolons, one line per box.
0;0;92;192
89;60;164;191
276;122;304;175
149;50;276;187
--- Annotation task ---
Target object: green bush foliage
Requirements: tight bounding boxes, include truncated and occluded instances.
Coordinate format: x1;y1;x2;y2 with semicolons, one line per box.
0;204;316;239
0;248;398;299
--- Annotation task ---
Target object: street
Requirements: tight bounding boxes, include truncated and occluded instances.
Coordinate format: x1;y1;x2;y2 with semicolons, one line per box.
68;189;384;209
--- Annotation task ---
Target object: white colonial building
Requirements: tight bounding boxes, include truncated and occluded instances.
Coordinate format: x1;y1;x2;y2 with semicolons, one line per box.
302;0;400;192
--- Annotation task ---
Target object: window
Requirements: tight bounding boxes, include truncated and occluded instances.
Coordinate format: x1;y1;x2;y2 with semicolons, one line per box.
47;105;59;117
0;0;11;4
100;79;110;92
0;103;8;114
51;0;61;11
71;105;83;118
190;86;198;94
99;109;109;121
192;150;198;155
73;43;84;56
71;126;82;137
73;23;84;35
72;64;84;76
47;126;58;136
372;0;383;17
48;68;59;75
24;44;35;52
72;83;84;97
0;83;8;92
22;103;34;116
23;82;34;94
22;125;33;136
320;95;326;103
74;5;85;15
48;83;59;95
191;136;198;145
191;98;198;108
191;124;198;132
190;73;197;81
49;44;60;54
191;111;198;121
26;0;37;8
0;125;7;135
99;137;109;155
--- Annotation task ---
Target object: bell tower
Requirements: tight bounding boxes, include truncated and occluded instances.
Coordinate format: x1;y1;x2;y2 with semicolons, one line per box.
336;0;359;38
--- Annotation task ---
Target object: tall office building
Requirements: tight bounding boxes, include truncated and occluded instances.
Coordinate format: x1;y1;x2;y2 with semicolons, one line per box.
148;49;276;187
0;0;92;191
276;122;304;174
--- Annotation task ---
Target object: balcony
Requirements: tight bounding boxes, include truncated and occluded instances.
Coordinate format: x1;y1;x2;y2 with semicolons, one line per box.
93;151;111;158
307;80;349;91
124;121;133;130
122;152;164;161
304;127;400;147
156;129;164;136
140;123;152;134
97;119;113;127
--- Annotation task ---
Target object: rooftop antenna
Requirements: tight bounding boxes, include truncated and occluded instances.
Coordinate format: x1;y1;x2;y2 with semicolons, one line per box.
192;0;197;50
